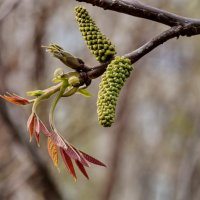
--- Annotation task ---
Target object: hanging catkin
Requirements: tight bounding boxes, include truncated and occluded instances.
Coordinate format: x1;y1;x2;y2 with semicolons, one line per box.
75;6;116;63
97;56;133;127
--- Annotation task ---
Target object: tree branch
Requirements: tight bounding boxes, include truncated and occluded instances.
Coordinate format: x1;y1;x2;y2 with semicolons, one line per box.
87;25;183;79
76;0;200;28
125;25;183;63
76;0;200;83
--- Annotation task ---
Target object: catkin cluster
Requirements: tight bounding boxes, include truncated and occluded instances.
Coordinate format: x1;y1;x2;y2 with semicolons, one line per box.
97;56;133;127
75;6;116;63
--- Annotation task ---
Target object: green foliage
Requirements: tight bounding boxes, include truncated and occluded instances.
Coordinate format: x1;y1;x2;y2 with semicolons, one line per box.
75;6;116;63
97;56;133;127
78;88;92;97
26;90;44;97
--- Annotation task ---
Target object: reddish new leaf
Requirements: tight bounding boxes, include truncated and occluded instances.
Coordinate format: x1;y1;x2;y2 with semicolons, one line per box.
27;113;40;145
60;148;77;180
25;112;106;180
71;146;89;167
39;123;82;163
48;137;59;168
27;113;36;141
49;132;80;161
75;160;89;179
64;142;82;162
39;120;51;137
34;116;40;145
80;151;106;167
0;93;31;105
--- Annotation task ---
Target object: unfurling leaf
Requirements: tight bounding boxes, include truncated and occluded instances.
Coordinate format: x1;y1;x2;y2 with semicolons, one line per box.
75;160;89;179
71;146;89;167
27;113;40;145
44;44;83;70
49;131;81;161
78;88;92;97
52;68;65;83
34;115;41;146
80;151;106;167
48;137;59;168
60;148;77;181
60;51;81;69
39;120;51;137
27;113;36;142
0;93;31;105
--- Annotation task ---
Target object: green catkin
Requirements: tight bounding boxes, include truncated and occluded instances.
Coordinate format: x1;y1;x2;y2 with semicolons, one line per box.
75;6;116;63
97;56;133;127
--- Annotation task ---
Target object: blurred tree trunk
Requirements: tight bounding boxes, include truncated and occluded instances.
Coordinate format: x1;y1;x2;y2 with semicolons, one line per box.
0;1;65;199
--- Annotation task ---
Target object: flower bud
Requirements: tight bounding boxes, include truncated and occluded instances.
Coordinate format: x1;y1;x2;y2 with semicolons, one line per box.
68;76;81;86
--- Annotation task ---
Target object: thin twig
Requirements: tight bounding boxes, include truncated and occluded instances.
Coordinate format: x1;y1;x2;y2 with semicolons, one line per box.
125;25;183;63
87;25;183;79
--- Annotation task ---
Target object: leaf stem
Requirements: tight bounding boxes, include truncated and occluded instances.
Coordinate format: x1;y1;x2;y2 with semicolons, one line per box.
32;83;62;114
49;81;78;132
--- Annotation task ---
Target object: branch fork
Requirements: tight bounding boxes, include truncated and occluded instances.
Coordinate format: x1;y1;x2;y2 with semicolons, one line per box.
72;0;200;80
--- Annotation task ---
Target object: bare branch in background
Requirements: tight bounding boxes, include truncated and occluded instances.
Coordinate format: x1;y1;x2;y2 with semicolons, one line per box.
0;0;21;23
0;101;65;200
33;1;59;84
0;1;65;199
1;0;200;199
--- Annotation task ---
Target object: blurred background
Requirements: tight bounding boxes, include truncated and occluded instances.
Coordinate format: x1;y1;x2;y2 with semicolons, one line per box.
0;0;200;200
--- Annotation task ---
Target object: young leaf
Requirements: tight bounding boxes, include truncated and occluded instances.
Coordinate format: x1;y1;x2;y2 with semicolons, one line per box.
75;160;89;179
39;120;51;137
27;113;40;145
49;131;81;161
0;93;31;105
61;51;81;69
27;113;36;142
34;116;41;146
71;145;90;167
80;151;106;167
45;44;83;70
60;148;77;181
48;137;59;168
78;88;92;97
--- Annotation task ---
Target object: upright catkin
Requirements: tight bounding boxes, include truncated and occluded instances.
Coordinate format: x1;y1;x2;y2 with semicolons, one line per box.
75;6;116;63
97;56;133;127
